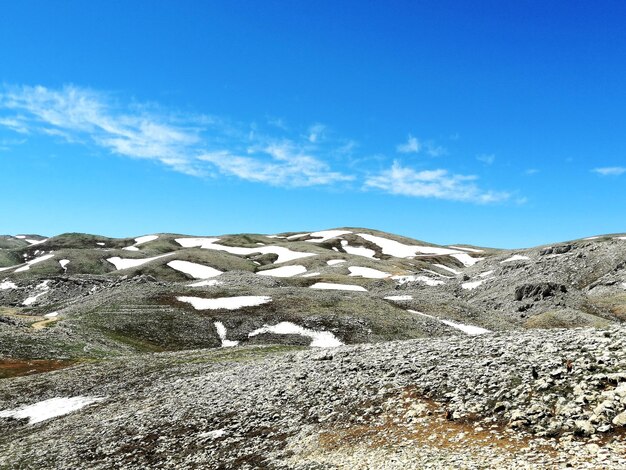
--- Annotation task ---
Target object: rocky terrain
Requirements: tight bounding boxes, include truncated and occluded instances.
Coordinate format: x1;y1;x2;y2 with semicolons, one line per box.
1;228;625;468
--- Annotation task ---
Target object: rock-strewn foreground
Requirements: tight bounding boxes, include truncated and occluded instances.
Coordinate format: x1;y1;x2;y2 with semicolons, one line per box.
1;327;626;469
1;229;625;468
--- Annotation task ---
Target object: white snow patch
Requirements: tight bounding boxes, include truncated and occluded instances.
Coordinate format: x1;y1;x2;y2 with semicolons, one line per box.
59;259;70;271
214;322;239;347
392;275;444;286
177;295;272;310
584;236;600;240
96;242;105;246
407;310;489;335
309;282;367;292
358;233;455;257
621;282;626;289
106;253;172;270
0;396;105;424
447;245;484;253
348;266;390;279
15;254;55;273
358;233;482;266
167;260;222;279
341;241;377;259
332;247;339;252
305;230;352;243
248;321;343;347
327;259;346;266
434;264;461;275
301;272;320;277
26;239;45;245
134;235;158;245
0;280;17;290
22;280;51;306
408;309;435;318
462;278;492;290
15;235;26;239
257;265;307;277
501;254;530;263
199;429;226;439
439;319;490;335
384;295;413;301
450;253;483;267
175;237;221;248
122;246;140;252
616;237;626;240
44;311;59;318
286;233;309;240
422;268;451;278
478;270;494;278
176;237;315;264
189;279;222;287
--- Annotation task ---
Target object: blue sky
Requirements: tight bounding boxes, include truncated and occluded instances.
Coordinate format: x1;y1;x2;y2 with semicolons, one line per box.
1;1;625;248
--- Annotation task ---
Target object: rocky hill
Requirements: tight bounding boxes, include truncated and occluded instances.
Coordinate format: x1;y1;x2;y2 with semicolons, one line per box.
1;228;625;468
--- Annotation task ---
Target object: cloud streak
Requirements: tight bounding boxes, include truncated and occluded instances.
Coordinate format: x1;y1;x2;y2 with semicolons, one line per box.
0;84;513;202
396;135;421;153
365;161;510;203
592;166;626;176
0;84;351;185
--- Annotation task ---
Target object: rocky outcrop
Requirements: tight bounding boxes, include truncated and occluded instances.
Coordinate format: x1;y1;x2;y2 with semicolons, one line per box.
514;282;568;301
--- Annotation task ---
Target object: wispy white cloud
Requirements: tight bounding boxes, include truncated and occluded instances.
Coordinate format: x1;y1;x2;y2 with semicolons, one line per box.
365;161;510;204
0;116;29;134
424;141;446;157
0;84;352;185
524;168;539;175
396;134;421;153
477;153;495;165
199;142;353;187
592;166;626;176
0;84;519;203
396;134;446;157
307;123;326;143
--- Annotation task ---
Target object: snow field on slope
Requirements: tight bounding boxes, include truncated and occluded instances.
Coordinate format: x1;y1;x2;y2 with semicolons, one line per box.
175;238;315;264
340;240;377;259
167;260;222;279
14;254;55;273
501;255;530;263
384;295;413;301
357;233;483;266
177;296;272;310
107;253;172;270
348;266;390;279
434;264;461;275
462;278;493;290
248;321;343;347
214;322;239;347
407;310;489;335
304;230;352;243
189;279;222;287
309;282;367;292
327;259;346;266
391;275;445;286
0;397;106;424
22;280;51;306
257;265;307;277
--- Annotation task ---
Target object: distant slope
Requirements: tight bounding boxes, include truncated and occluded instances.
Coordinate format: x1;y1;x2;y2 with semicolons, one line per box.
0;228;625;359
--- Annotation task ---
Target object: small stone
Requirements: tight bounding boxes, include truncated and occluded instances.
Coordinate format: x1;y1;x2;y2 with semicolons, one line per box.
612;411;626;427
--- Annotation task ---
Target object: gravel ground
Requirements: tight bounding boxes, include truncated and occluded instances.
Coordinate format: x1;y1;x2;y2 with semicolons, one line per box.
0;326;625;469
